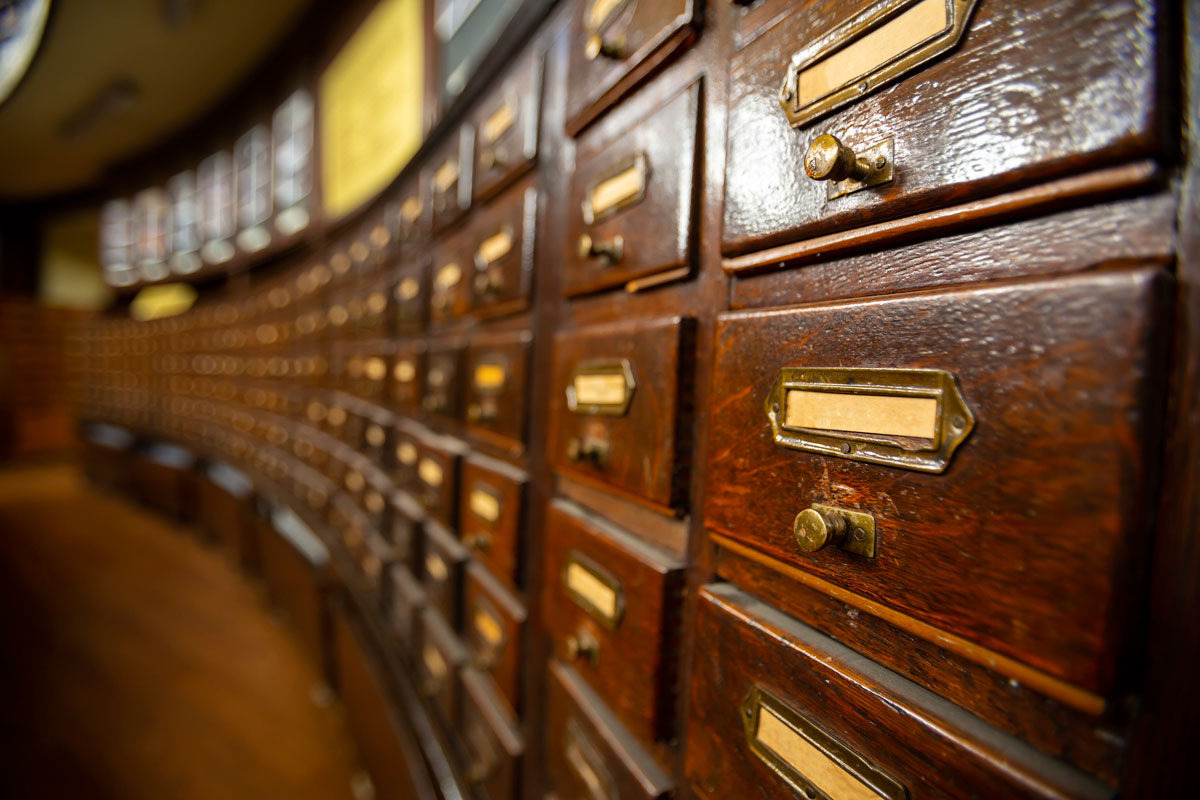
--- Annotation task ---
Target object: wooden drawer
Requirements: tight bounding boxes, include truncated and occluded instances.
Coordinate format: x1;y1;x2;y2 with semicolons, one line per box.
362;415;390;467
423;519;469;626
356;276;392;338
429;126;473;234
459;668;524;800
391;342;425;414
392;425;421;491
459;455;527;592
549;316;694;513
466;329;532;452
389;173;430;265
387;491;423;571
546;661;674;800
705;267;1171;697
423;339;467;421
415;433;464;528
464;563;526;716
417;607;467;725
542;502;685;747
388;564;425;650
723;0;1166;256
564;0;699;135
392;262;427;334
471;46;542;201
430;227;473;323
565;82;699;296
468;174;538;319
686;584;1110;800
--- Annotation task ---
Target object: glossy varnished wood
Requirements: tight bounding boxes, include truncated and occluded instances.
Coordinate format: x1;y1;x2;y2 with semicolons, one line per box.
465;328;533;455
686;584;1111;800
464;562;527;716
723;0;1168;255
706;267;1172;697
459;454;529;592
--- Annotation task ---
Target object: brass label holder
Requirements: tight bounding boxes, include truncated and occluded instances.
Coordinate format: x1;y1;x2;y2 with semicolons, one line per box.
563;551;625;629
567;358;636;416
565;718;617;800
779;0;979;129
766;366;973;473
742;686;906;800
583;152;649;224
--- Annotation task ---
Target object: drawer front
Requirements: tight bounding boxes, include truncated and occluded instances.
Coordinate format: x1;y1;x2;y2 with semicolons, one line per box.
362;418;389;467
705;267;1170;694
465;563;527;716
469;175;539;319
459;669;524;800
391;342;425;414
466;330;532;451
389;174;430;264
423;341;466;421
392;263;427;334
687;585;1110;800
565;0;699;135
423;520;468;626
357;277;391;338
417;608;467;724
387;493;423;570
565;82;699;296
546;661;674;800
430;127;473;234
392;427;420;490
723;0;1164;256
416;437;462;528
471;47;542;201
460;457;527;592
430;228;473;323
542;503;685;746
389;565;426;649
549;316;693;512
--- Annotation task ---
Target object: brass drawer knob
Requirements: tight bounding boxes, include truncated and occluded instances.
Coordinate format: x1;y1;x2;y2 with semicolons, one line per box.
585;32;625;61
463;531;492;553
480;147;504;170
565;627;600;664
473;269;504;295
577;233;623;265
793;507;847;552
794;504;877;558
804;134;881;183
567;436;609;467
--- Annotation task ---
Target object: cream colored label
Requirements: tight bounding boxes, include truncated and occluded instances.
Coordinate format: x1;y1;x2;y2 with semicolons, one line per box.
366;424;386;447
475;228;513;267
798;0;948;108
566;561;618;621
425;552;448;581
365;357;387;381
474;362;507;391
481;102;516;144
396;276;419;300
474;608;504;648
757;707;883;800
434;159;459;192
418;457;443;487
469;487;501;523
585;0;624;31
327;406;347;426
401;195;422;223
423;643;447;679
785;389;937;440
573;373;627;407
397;441;418;465
588;160;645;219
435;262;462;288
394;359;416;382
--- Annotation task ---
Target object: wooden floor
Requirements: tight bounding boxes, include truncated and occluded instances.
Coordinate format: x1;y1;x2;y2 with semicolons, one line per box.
0;460;361;800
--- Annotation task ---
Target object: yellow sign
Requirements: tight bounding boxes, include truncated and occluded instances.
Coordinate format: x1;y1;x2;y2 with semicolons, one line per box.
321;0;424;218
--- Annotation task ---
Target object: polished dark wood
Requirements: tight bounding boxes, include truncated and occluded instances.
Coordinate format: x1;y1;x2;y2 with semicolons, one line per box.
548;315;694;514
686;584;1112;800
564;80;700;296
459;667;525;800
723;0;1168;255
422;519;469;626
471;45;544;203
416;606;468;728
541;501;686;749
429;125;474;235
459;454;529;593
466;328;532;455
467;173;540;319
706;267;1172;697
464;561;527;716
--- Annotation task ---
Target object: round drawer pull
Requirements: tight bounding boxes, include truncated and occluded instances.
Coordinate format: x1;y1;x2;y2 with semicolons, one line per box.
793;507;848;552
585;33;625;61
577;233;623;265
567;436;609;468
803;133;882;184
480;147;504;170
565;627;600;664
464;531;492;553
